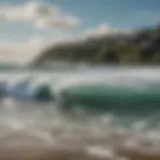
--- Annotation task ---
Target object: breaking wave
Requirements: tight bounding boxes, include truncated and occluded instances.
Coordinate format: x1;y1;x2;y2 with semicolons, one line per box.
0;66;160;159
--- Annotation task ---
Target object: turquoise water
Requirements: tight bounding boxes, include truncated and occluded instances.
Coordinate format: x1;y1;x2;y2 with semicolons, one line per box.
1;66;160;114
68;84;160;104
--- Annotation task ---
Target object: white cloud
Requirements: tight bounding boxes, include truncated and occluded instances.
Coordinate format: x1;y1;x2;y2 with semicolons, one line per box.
84;24;132;39
0;37;52;64
84;25;113;38
0;1;80;30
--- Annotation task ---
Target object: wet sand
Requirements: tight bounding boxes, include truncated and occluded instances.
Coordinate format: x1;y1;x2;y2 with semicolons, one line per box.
0;100;159;160
0;147;159;160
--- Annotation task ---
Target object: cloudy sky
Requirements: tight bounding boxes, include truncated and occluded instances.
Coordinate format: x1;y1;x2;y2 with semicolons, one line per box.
0;0;160;64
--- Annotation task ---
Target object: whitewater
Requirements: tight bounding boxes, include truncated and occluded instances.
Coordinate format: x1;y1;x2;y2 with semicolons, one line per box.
0;65;160;160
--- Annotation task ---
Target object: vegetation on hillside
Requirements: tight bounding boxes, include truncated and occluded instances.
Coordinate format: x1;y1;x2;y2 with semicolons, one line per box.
34;25;160;65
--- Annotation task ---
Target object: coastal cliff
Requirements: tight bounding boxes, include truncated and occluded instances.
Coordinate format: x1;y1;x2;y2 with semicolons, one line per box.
34;25;160;66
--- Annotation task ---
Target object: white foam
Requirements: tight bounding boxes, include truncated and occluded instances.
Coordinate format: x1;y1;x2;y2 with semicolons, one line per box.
86;146;116;158
0;67;160;157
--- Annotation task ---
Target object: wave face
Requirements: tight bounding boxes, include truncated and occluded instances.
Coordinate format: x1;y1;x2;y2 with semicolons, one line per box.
0;66;160;159
1;66;160;106
64;84;160;114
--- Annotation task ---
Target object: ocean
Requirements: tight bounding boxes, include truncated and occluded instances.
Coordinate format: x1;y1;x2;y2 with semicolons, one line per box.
0;65;160;160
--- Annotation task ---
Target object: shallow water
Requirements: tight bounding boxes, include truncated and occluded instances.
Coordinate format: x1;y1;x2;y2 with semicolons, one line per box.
0;66;160;160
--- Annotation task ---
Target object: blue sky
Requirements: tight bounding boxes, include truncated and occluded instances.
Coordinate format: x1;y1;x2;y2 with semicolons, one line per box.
49;0;160;28
0;0;160;63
